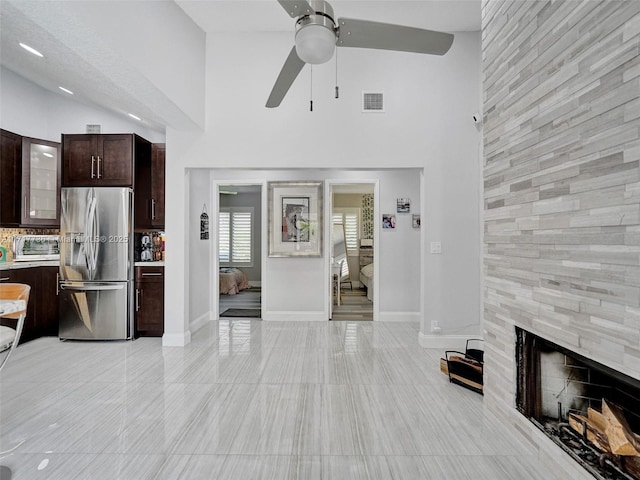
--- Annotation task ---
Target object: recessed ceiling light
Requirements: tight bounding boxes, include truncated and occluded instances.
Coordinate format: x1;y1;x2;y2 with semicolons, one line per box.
58;86;73;95
19;42;43;57
128;113;141;121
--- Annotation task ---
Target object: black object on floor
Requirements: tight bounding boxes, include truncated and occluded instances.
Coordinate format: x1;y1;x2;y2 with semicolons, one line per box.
220;308;261;318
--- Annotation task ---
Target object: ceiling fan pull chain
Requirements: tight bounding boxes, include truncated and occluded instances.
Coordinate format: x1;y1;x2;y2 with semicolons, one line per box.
310;65;314;111
335;48;339;99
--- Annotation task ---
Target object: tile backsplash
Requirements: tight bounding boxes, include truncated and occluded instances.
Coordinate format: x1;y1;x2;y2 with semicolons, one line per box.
0;228;60;262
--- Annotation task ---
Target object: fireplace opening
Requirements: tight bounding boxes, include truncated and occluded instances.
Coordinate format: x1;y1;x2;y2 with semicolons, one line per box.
515;328;640;480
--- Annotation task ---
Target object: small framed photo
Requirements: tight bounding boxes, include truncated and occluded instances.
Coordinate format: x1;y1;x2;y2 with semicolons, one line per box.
412;214;421;229
382;214;396;229
397;198;411;213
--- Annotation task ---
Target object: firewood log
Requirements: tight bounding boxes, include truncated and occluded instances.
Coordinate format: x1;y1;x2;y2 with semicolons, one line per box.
602;400;640;457
622;456;640;479
588;407;606;432
568;412;611;453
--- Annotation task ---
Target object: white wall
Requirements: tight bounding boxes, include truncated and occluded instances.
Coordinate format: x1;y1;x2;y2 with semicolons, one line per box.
163;30;482;344
214;169;419;317
6;0;205;130
66;0;206;129
0;66;165;142
188;169;213;331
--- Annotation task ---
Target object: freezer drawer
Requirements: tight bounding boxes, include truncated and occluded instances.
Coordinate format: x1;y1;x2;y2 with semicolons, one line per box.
59;281;131;340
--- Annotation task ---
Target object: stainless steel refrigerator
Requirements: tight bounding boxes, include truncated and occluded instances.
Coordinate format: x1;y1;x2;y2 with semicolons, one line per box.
58;187;133;340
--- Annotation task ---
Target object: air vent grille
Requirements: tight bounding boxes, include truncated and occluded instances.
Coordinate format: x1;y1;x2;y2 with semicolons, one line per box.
362;92;384;112
86;124;101;134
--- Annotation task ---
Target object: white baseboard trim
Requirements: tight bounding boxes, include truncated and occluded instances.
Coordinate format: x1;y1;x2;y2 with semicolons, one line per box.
418;332;471;350
377;312;421;322
162;329;192;347
262;311;326;321
190;312;211;333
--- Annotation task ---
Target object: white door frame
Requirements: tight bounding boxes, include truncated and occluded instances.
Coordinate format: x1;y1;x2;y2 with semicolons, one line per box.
211;178;267;320
325;179;380;321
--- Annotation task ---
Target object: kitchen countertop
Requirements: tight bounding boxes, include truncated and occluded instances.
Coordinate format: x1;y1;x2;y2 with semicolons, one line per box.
0;260;60;271
2;260;165;270
134;261;165;267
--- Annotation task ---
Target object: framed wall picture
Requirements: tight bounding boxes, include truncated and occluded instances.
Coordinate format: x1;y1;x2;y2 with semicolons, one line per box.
268;181;323;257
412;214;421;228
382;213;396;229
397;198;411;213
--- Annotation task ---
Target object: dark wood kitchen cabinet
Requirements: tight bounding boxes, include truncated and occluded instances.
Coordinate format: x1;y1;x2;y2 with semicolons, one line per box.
135;143;165;229
62;134;151;187
135;265;164;337
0;130;61;227
0;266;58;343
37;266;59;337
21;136;62;227
0;129;22;226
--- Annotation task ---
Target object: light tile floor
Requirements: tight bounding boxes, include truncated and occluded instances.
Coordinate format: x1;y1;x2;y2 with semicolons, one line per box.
0;320;566;479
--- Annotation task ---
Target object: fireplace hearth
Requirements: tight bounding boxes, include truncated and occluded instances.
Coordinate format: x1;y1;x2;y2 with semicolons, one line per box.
515;328;640;480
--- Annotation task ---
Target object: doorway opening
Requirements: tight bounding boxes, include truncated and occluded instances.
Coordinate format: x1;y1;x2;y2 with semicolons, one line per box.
330;183;375;320
217;184;262;319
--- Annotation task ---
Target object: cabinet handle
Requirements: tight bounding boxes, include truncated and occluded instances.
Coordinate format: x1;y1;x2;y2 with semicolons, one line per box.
135;288;140;312
151;199;156;220
141;272;163;276
23;195;27;219
56;273;60;296
91;156;96;179
0;277;9;282
97;156;102;179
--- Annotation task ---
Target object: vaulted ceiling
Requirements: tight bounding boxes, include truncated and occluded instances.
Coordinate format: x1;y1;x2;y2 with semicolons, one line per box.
0;1;481;132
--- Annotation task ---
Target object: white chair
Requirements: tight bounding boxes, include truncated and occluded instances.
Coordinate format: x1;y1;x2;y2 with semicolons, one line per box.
0;283;30;373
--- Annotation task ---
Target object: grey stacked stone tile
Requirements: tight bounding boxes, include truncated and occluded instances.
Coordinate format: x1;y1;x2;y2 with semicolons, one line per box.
482;0;640;435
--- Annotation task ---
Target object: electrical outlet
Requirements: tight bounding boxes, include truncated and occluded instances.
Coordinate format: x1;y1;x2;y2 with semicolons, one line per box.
430;241;442;254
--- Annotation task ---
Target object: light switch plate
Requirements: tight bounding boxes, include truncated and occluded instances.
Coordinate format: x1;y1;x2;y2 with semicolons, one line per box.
430;241;442;254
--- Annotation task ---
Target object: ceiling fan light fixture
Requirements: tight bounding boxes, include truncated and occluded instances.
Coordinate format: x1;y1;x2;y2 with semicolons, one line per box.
295;24;335;64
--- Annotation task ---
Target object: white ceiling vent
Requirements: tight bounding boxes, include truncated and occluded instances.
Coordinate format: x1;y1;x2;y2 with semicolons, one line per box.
362;92;384;113
86;124;101;134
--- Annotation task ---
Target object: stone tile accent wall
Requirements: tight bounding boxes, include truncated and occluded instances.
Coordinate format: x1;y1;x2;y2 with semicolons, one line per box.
482;1;639;472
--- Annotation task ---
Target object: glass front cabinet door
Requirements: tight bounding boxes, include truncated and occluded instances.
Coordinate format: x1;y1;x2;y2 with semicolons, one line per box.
21;137;61;227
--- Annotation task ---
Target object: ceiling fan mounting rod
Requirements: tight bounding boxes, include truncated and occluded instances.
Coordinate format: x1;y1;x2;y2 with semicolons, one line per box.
295;0;336;31
295;12;336;36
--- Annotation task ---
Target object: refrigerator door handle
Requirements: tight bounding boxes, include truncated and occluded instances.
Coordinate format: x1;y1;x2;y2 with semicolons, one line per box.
83;193;99;276
60;283;125;291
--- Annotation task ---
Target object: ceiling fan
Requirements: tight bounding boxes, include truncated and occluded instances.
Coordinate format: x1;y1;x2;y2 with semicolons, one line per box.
266;0;455;108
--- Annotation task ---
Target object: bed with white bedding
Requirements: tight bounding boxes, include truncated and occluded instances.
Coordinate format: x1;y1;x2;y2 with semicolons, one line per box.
360;263;373;301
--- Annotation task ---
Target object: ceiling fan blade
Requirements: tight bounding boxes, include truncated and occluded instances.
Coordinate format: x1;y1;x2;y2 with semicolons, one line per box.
266;46;306;108
277;0;315;18
336;18;454;56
